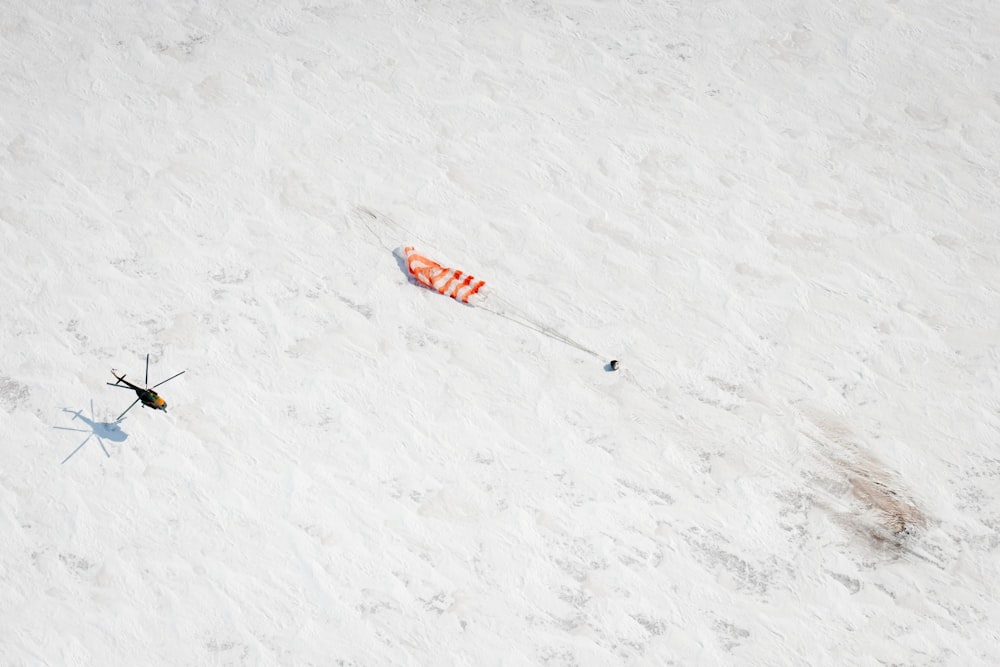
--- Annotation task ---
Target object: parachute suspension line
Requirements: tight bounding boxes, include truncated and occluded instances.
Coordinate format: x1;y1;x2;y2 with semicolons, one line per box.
354;207;399;253
356;205;618;368
479;298;605;361
355;206;440;254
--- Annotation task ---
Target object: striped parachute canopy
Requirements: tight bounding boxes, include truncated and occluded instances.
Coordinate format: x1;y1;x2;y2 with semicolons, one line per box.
404;246;486;304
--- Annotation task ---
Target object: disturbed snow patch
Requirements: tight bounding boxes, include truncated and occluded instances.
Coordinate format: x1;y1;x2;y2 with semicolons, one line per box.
802;412;925;554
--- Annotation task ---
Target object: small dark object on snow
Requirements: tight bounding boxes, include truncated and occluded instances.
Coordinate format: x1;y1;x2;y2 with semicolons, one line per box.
609;360;620;371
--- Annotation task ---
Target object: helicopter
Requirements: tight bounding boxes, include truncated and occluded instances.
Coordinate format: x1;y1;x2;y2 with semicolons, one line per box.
107;353;185;421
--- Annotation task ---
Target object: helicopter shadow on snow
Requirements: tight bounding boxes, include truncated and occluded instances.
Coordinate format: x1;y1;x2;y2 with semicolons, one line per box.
54;400;129;464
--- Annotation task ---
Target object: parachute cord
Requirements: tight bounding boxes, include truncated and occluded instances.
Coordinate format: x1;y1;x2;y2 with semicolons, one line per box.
479;300;605;361
354;206;401;253
355;205;612;364
354;206;444;255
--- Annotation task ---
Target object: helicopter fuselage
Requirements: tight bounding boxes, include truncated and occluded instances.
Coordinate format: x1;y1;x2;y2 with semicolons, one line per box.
112;374;167;410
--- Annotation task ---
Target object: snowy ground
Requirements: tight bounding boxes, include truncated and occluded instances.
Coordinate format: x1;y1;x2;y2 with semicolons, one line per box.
2;0;999;664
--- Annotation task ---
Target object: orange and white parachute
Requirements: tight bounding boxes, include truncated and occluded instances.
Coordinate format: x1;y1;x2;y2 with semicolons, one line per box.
404;246;486;304
400;244;606;361
357;208;612;367
401;244;606;363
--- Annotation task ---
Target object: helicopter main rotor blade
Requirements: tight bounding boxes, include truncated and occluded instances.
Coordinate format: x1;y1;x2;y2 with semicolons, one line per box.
61;434;92;464
151;370;185;389
116;398;141;422
107;382;134;389
145;353;150;386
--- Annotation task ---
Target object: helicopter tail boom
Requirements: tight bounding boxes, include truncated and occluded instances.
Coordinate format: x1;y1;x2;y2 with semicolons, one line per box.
109;370;142;391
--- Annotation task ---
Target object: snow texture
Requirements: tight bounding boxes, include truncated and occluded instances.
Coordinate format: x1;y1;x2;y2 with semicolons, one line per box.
2;0;999;664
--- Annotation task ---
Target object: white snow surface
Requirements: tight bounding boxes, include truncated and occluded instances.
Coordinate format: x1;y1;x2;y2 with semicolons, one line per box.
2;0;999;664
